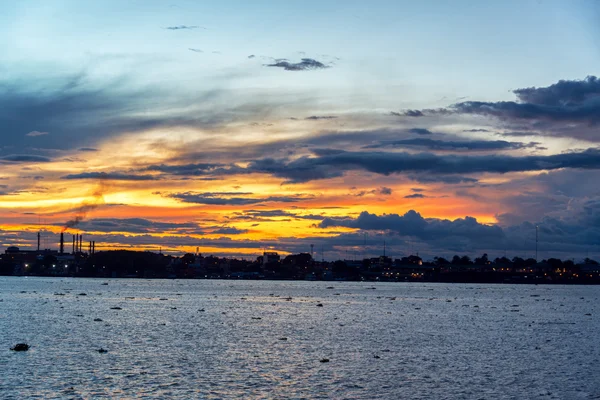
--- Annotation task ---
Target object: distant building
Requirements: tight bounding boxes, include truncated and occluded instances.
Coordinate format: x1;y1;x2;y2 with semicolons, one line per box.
262;251;280;265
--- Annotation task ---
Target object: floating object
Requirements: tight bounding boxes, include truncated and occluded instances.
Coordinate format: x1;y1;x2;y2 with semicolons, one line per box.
78;293;87;296
279;337;288;341
110;307;122;310
320;358;330;363
316;303;323;307
94;318;103;322
97;348;108;353
374;355;381;359
11;343;30;351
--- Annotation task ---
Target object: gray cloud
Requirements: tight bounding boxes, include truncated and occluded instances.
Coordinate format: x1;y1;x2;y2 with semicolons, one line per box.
364;138;541;151
319;210;505;245
233;148;600;184
408;128;432;135
78;147;98;152
0;154;52;163
404;193;426;199
513;75;600;106
305;115;338;120
165;25;202;30
62;172;158;181
188;48;203;53
164;191;311;205
392;110;424;117
265;58;330;71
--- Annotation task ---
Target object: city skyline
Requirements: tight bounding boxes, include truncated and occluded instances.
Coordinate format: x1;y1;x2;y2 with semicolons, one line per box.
2;0;600;260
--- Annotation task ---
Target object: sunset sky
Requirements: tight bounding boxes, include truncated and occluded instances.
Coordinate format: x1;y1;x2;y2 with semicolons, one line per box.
2;0;600;260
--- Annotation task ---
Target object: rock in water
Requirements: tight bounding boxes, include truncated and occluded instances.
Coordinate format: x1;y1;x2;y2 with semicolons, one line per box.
11;343;30;351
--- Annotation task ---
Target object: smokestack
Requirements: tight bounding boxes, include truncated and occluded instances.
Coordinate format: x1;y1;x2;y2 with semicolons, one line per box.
79;235;82;253
37;232;41;252
72;235;76;254
60;232;64;254
92;241;95;254
89;241;92;254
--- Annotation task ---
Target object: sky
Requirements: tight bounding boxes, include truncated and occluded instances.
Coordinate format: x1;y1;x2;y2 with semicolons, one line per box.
1;0;600;261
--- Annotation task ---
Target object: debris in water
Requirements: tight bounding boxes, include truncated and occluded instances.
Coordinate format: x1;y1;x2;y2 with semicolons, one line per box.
320;358;330;363
94;318;103;322
316;303;323;307
110;307;122;310
11;343;30;351
97;348;108;353
279;337;288;341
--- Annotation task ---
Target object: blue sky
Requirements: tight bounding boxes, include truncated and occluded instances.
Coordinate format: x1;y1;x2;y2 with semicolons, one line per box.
1;0;600;260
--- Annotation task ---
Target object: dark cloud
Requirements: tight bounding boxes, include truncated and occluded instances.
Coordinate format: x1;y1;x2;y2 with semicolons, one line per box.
211;227;248;235
513;75;600;106
408;76;600;139
404;193;426;199
319;210;505;244
391;110;424;117
164;191;311;205
62;172;158;181
379;187;393;195
364;138;541;151
232;148;600;184
305;115;338;120
72;218;201;234
188;48;203;53
463;129;491;133
265;58;330;71
0;154;51;163
408;128;432;135
78;147;98;152
165;25;202;30
248;55;256;59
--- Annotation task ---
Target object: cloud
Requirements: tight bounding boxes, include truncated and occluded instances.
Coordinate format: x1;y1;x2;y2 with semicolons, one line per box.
391;110;424;117
78;147;98;152
265;58;330;71
404;193;426;199
71;218;201;234
407;76;600;139
319;210;505;244
513;75;600;106
305;115;338;120
211;226;248;235
0;154;51;163
248;55;256;59
188;48;203;53
364;138;541;151
226;148;600;184
62;172;158;181
165;25;202;30
26;130;49;137
379;187;393;195
408;128;432;135
164;191;311;205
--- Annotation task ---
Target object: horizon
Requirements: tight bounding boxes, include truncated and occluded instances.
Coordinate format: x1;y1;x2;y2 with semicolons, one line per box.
2;1;600;261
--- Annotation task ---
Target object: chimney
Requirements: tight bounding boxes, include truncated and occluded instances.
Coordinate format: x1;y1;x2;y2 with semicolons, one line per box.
37;232;41;252
79;235;83;253
72;235;76;254
92;241;95;254
60;232;64;254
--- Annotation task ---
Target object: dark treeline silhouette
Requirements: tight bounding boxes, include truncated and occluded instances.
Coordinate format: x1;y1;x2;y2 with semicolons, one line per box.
1;247;599;284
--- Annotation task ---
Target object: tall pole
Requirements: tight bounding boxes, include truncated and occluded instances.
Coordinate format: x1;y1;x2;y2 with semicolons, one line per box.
535;225;538;262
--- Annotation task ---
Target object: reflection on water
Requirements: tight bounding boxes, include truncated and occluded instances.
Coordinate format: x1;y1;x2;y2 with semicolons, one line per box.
1;277;599;399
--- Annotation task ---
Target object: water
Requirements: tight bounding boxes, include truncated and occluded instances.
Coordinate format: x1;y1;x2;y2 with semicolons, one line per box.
0;277;598;399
